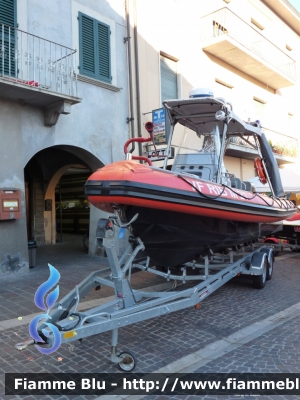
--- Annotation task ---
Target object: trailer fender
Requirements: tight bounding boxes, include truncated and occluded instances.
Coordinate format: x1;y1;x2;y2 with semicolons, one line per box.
260;247;274;280
260;247;274;266
248;252;267;276
263;237;279;244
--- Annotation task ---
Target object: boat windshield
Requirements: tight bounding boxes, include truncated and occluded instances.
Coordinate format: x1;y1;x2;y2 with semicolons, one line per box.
172;121;228;184
176;122;224;158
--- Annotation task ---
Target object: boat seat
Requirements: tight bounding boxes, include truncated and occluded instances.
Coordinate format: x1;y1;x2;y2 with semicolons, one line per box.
230;177;242;189
242;181;253;192
172;164;212;180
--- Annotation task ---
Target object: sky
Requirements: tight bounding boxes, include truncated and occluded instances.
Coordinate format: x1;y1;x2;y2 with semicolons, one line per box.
287;0;300;13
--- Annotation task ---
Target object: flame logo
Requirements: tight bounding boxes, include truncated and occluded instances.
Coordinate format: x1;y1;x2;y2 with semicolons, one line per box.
29;264;61;355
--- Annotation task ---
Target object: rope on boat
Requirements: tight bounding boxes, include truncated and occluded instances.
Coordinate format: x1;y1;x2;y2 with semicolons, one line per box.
223;185;263;202
270;196;291;210
177;174;294;210
177;174;226;200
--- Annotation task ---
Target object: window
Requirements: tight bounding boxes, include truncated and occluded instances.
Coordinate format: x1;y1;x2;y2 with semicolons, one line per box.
253;97;265;122
0;0;17;76
79;12;111;84
288;113;294;133
215;79;233;102
0;0;16;26
160;53;178;103
251;18;264;30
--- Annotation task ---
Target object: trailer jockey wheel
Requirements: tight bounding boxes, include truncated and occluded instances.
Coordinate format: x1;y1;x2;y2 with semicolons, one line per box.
117;351;136;371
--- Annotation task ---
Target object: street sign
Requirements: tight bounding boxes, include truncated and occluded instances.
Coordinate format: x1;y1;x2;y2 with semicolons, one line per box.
152;108;166;144
146;147;174;162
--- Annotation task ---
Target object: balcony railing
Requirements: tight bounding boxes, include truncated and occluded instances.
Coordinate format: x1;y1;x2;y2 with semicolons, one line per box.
228;135;257;150
0;23;78;97
263;128;298;159
201;8;296;82
227;129;298;160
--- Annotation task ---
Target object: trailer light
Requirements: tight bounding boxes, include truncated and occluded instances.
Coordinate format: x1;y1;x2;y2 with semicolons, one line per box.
63;331;77;339
195;303;201;309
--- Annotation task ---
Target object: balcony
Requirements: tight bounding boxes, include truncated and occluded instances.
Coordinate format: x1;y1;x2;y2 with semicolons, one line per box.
226;129;298;165
263;128;298;165
201;8;296;89
0;23;81;126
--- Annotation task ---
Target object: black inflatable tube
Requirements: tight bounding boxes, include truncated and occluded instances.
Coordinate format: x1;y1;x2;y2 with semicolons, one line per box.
258;133;284;197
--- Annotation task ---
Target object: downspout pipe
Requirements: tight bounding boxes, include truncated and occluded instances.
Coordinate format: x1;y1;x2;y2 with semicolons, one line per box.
133;0;143;156
125;0;135;153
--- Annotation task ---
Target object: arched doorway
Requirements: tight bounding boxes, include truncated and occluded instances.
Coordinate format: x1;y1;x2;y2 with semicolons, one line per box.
45;164;91;245
24;145;104;249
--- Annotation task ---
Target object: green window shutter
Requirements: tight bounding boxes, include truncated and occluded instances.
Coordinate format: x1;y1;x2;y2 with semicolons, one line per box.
79;13;96;78
97;21;110;83
79;12;111;83
160;55;177;102
0;0;16;26
0;0;17;76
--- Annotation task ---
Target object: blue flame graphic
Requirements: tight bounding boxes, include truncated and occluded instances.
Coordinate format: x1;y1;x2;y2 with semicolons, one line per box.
29;264;61;355
34;264;60;311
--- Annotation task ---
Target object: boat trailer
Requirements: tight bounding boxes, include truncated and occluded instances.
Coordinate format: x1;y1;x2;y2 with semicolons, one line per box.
16;215;274;371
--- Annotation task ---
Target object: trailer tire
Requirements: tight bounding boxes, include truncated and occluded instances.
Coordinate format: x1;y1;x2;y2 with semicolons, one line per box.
264;240;280;257
260;248;274;281
83;230;89;252
252;253;267;289
117;351;136;371
266;254;273;281
290;247;300;253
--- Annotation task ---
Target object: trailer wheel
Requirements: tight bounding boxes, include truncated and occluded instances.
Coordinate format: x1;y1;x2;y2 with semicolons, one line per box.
117;351;136;371
290;247;300;253
266;254;273;281
264;240;280;256
252;253;267;289
260;248;274;281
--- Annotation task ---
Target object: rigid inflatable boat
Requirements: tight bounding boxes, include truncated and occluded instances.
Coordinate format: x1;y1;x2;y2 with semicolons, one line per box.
85;91;296;267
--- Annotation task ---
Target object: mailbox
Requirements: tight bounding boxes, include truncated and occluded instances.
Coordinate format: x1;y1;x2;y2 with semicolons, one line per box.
0;188;22;220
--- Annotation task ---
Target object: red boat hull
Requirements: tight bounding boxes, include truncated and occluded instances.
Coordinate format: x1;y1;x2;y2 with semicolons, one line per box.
85;161;296;267
85;161;295;223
